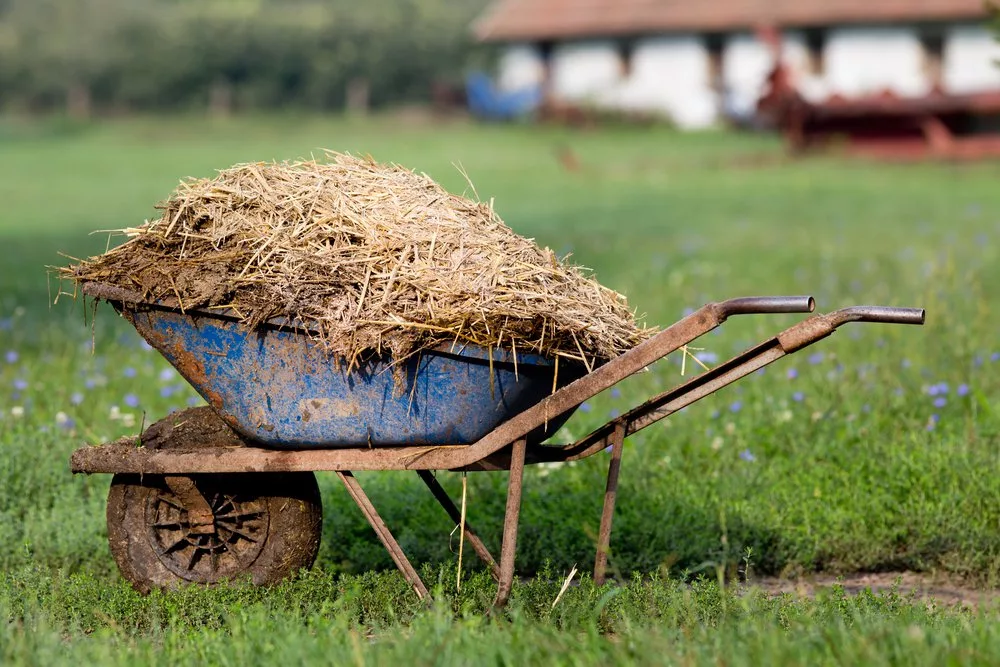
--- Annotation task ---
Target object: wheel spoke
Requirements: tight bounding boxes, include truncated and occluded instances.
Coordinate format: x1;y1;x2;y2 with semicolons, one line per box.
217;525;259;544
215;510;264;522
156;495;187;511
186;542;203;570
161;536;190;555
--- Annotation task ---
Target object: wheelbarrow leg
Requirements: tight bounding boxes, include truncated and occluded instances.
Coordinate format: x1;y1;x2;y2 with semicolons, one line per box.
593;422;626;586
337;470;429;601
493;438;527;609
416;470;501;581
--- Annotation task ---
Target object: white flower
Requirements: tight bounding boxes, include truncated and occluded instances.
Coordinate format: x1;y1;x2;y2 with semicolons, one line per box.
121;413;136;428
55;411;70;426
109;405;121;420
11;406;25;418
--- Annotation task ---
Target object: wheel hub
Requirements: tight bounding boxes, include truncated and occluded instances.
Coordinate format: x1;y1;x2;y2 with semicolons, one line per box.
145;483;270;583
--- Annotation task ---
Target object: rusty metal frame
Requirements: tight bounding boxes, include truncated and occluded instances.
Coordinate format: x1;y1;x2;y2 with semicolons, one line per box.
70;289;924;607
593;422;625;586
337;470;429;600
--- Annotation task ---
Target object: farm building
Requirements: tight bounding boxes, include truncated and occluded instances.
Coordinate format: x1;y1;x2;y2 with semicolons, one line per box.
472;0;1000;129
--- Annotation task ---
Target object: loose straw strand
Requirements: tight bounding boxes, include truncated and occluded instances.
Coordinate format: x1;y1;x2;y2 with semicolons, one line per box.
457;472;467;593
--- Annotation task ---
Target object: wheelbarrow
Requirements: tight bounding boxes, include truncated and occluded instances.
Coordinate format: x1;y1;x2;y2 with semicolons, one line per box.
71;282;924;606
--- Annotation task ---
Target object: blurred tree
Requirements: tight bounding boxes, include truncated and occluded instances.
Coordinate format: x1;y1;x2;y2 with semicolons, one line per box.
0;0;490;113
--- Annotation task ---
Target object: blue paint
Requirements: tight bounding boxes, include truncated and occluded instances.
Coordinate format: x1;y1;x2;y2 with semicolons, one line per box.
127;308;584;449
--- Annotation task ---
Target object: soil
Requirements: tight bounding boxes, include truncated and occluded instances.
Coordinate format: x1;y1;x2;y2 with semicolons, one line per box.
752;571;1000;609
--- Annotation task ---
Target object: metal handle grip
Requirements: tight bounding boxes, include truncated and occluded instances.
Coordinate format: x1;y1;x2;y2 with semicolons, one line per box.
718;296;816;316
831;306;926;326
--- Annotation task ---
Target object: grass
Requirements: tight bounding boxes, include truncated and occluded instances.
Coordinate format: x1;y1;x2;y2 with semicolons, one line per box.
2;113;1000;663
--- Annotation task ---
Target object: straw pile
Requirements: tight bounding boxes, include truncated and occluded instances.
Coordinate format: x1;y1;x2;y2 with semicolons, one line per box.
62;152;652;369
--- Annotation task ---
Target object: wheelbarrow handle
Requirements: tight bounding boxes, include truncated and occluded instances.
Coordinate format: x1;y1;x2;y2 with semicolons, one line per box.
718;296;815;316
827;306;926;326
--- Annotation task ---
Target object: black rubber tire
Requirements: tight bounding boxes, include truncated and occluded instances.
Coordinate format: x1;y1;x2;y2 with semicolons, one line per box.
106;471;322;593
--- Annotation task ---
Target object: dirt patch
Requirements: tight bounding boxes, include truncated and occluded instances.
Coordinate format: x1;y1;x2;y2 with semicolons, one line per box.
140;407;244;451
752;571;1000;609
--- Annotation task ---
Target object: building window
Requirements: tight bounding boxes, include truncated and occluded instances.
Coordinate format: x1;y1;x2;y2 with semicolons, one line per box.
617;40;636;79
920;30;944;90
803;28;826;76
705;33;725;89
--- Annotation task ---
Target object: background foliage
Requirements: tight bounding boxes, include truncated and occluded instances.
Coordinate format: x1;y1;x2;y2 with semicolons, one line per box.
0;0;490;113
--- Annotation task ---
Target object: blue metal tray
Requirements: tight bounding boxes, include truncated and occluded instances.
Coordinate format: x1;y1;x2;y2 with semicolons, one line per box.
124;306;585;449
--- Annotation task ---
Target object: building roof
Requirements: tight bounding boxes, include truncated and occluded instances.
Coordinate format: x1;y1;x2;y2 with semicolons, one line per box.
474;0;993;42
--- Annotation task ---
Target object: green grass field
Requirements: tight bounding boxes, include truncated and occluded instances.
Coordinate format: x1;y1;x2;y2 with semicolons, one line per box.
3;114;1000;664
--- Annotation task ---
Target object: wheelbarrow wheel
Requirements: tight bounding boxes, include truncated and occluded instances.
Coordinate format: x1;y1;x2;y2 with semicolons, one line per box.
106;471;322;593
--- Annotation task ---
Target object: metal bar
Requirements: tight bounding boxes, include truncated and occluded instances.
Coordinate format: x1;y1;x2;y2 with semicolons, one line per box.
593;422;626;586
522;305;925;465
493;438;527;609
717;296;814;316
417;470;501;581
337;470;429;600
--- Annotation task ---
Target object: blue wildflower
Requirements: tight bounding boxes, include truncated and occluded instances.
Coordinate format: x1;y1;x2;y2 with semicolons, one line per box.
710;409;720;419
70;392;84;406
792;391;805;402
0;318;12;331
739;449;756;463
160;386;174;398
123;367;137;378
13;378;28;391
787;368;798;380
901;359;912;369
729;401;742;413
933;397;947;408
579;401;592;413
5;350;17;364
124;393;140;408
158;368;174;382
808;353;824;365
140;341;154;351
610;388;621;399
696;351;719;365
186;396;201;407
957;384;970;397
609;409;620;419
84;378;97;389
992;353;1000;362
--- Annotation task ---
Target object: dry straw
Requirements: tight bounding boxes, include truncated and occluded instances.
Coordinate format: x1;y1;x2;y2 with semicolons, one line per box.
62;152;652;368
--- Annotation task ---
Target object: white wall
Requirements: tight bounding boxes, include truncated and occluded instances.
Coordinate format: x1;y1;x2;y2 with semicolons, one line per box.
824;27;929;98
497;43;546;92
943;25;1000;94
509;37;720;128
613;37;718;128
549;41;622;100
721;33;773;117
